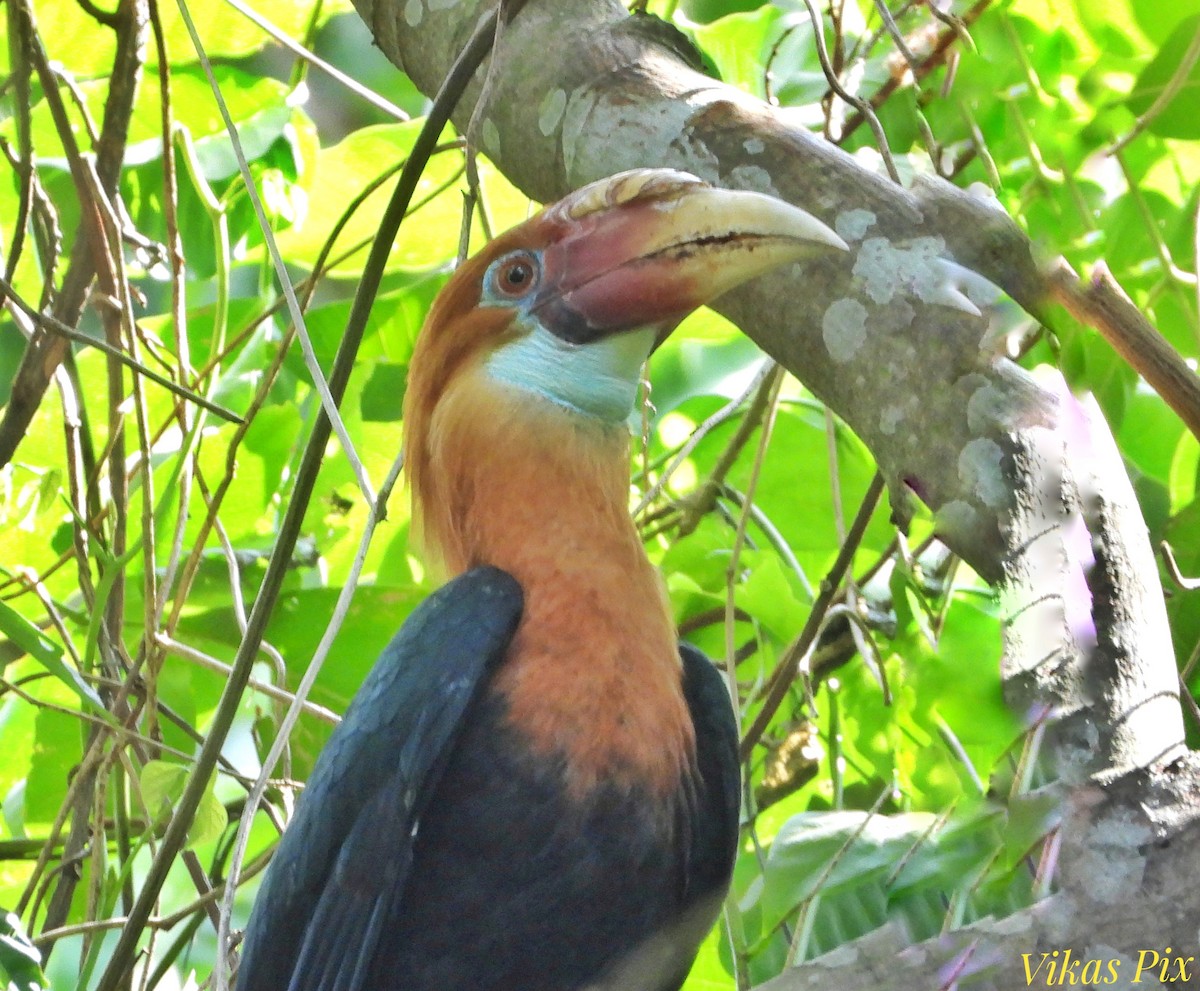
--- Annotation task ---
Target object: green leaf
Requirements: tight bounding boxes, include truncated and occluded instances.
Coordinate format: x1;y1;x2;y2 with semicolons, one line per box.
912;596;1014;759
0;314;26;409
1070;0;1148;57
361;362;410;422
1169;431;1200;514
1165;498;1200;580
761;804;1022;960
1118;384;1186;486
663;515;737;606
649;308;764;417
140;760;228;849
0;910;46;991
890;566;936;647
0;600;110;721
1;66;292;173
1059;330;1135;430
244;405;305;507
5;0;349;80
681;924;732;989
763;810;932;914
688;7;782;99
190;783;232;849
1132;0;1200;44
1002;791;1062;869
277;121;469;274
1126;15;1200;139
736;554;811;642
25;709;80;826
140;760;187;815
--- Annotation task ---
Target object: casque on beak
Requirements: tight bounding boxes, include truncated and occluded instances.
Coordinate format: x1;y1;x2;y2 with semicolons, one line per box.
529;169;848;345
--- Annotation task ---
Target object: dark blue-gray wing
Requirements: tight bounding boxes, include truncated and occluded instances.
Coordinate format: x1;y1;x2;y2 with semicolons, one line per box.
237;566;523;991
680;642;741;907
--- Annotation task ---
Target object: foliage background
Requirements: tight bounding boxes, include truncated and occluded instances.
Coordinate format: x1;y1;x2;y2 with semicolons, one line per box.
0;0;1196;987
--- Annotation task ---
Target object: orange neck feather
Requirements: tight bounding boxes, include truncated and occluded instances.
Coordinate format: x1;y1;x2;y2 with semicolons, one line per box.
405;358;693;797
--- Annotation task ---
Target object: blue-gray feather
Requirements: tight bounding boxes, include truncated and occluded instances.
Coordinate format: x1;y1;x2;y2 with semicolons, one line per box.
238;566;523;991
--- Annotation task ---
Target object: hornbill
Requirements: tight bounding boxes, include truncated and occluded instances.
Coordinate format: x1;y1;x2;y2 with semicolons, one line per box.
238;169;846;991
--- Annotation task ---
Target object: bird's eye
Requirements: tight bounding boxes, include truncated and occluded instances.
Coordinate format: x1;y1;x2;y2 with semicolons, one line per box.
491;252;540;299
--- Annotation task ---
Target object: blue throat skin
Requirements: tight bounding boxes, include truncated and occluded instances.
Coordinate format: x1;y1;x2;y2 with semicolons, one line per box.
484;321;656;424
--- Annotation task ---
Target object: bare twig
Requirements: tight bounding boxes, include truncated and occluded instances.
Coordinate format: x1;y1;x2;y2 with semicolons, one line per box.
1161;541;1200;592
872;0;918;75
675;364;783;537
740;472;886;760
724;371;784;738
179;0;376;509
0;0;147;468
801;0;900;182
153;635;340;725
841;0;991;140
634;360;774;517
1046;258;1200;440
34;846;271;944
0;275;242;423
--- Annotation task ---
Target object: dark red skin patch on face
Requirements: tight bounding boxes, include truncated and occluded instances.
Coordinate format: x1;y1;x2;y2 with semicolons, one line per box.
558;259;705;332
530;202;722;342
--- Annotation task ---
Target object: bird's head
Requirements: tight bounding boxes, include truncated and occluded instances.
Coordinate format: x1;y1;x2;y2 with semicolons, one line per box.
403;169;846;567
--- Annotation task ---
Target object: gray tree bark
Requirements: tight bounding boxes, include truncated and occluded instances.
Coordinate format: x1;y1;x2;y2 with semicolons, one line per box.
349;0;1200;986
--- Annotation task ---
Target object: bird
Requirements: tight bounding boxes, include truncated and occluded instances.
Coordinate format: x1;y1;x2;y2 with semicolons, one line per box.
237;168;846;991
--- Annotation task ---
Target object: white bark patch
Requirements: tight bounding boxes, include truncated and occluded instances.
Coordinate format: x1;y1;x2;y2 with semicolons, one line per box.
729;164;774;193
743;137;765;154
538;89;567;137
822;298;868;363
561;87;599;179
958;438;1008;509
835;208;876;243
880;396;916;435
403;0;423;26
880;405;904;435
481;119;501;157
966;380;1011;434
852;235;980;316
1076;811;1152;906
854;236;934;304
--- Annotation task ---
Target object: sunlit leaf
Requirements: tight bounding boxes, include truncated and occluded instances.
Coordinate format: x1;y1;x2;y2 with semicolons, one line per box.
141;760;228;849
1126;15;1200;138
1;0;349;80
688;6;782;99
1169;431;1200;514
0;601;110;722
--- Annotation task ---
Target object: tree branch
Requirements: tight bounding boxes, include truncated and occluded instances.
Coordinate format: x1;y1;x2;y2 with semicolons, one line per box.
1045;258;1200;439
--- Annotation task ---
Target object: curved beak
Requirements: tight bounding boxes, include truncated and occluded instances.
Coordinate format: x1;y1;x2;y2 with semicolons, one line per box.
532;170;847;344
